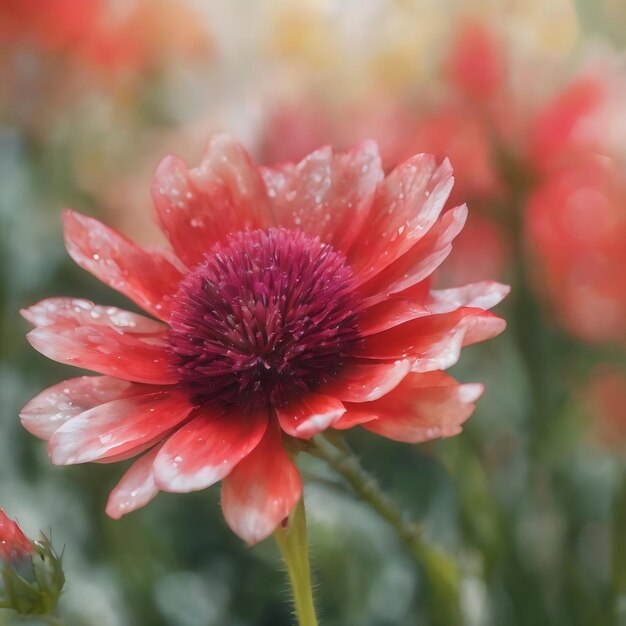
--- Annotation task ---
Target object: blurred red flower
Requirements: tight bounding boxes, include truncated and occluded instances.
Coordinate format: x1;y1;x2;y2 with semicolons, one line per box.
0;0;211;75
526;157;626;343
21;136;508;544
529;74;612;174
0;0;100;53
445;20;505;103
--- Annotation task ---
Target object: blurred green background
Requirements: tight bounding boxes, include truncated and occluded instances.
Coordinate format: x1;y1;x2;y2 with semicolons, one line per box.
1;1;625;625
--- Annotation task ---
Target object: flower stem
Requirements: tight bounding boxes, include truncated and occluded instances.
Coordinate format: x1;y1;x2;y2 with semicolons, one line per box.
312;433;462;626
274;499;318;626
609;466;626;624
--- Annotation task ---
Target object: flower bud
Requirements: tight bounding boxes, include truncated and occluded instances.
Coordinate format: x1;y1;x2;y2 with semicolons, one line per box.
0;510;65;616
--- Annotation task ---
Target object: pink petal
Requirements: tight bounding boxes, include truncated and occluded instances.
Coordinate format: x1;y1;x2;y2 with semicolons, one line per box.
106;445;162;519
359;204;467;300
21;298;166;333
452;310;508;348
359;299;432;336
332;410;379;430
348;155;454;283
63;210;183;321
26;306;176;384
221;423;302;544
357;281;509;336
275;393;346;439
153;408;269;492
152;135;269;268
350;371;483;443
93;437;167;464
427;282;510;313
261;141;383;254
355;307;506;370
410;312;506;372
319;360;411;402
20;376;142;440
48;391;193;465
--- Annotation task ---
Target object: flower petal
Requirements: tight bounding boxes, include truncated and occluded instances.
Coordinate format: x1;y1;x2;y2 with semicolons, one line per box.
359;204;467;300
106;445;162;520
358;281;509;336
20;376;141;440
153;408;269;492
63;210;182;321
359;299;431;336
319;360;411;402
427;282;511;313
48;391;193;465
332;410;379;430
26;304;176;385
152;135;269;267
355;307;506;370
275;393;346;439
21;298;166;333
346;371;483;443
348;155;454;283
261;141;383;254
221;423;302;544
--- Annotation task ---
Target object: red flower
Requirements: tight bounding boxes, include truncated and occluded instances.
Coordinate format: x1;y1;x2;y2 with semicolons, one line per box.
529;76;608;173
445;20;504;102
0;0;211;75
21;136;508;544
0;510;32;562
526;157;626;343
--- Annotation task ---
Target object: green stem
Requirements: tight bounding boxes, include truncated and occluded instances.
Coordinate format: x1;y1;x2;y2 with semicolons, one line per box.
313;433;420;546
312;433;462;626
274;499;318;626
608;467;626;625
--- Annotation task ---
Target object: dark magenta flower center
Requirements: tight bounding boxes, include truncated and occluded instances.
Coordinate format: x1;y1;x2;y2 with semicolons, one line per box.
168;228;363;410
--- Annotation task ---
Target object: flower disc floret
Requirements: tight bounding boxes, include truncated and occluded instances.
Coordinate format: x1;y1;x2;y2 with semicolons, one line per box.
168;227;363;410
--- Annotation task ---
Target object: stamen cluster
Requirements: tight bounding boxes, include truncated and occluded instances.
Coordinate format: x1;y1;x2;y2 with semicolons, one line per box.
168;228;362;410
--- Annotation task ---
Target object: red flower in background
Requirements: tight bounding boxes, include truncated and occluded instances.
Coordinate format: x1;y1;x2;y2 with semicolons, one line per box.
523;61;626;343
0;0;100;53
526;157;626;343
529;76;610;174
21;136;507;544
0;510;32;562
445;20;505;103
0;0;211;75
